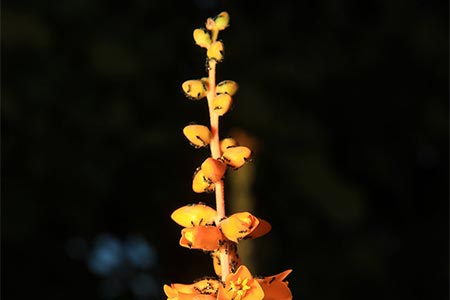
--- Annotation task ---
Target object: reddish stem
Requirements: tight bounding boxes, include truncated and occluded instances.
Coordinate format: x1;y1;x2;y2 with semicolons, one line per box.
207;59;230;280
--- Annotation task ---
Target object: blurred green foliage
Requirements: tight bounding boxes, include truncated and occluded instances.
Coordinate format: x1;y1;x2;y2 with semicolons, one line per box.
2;0;448;300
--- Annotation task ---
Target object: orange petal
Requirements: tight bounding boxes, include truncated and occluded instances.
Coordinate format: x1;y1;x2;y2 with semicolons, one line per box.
256;270;293;300
220;212;260;242
246;218;271;240
171;203;217;227
180;226;223;251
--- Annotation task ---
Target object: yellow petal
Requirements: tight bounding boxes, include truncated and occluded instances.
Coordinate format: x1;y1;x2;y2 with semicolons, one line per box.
193;28;211;48
171;203;217;227
214;12;230;31
221;146;252;169
207;41;224;62
212;93;233;116
183;124;211;148
216;80;238;96
182;79;208;100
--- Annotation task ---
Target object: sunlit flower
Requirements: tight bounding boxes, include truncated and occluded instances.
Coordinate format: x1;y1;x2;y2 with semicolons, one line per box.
220;212;271;242
164;278;220;300
218;265;264;300
179;226;223;251
256;270;293;300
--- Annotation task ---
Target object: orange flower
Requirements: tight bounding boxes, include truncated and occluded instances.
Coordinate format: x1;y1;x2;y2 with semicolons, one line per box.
171;203;217;227
256;270;293;300
218;265;264;300
201;157;227;183
164;278;220;300
220;212;271;242
179;225;224;251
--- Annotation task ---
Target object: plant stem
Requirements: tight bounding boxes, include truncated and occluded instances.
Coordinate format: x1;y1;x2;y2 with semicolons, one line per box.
206;59;230;281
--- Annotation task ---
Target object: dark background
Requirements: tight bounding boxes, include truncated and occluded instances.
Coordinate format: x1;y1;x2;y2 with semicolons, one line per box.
2;0;448;299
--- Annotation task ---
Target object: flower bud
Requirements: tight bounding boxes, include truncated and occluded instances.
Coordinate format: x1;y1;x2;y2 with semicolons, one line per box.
220;212;260;242
221;146;252;169
201;157;227;183
207;41;224;62
183;124;211;148
192;168;214;193
193;28;211;48
212;93;232;116
182;79;207;100
216;80;238;96
214;12;230;31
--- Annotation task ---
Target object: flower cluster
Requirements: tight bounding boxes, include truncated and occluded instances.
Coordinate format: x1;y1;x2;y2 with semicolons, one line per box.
164;11;293;300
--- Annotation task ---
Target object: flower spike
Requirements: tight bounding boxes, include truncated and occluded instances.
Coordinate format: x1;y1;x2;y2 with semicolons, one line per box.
165;10;293;299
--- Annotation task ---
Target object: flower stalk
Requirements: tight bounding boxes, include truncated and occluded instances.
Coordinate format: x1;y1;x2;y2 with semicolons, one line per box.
165;11;293;300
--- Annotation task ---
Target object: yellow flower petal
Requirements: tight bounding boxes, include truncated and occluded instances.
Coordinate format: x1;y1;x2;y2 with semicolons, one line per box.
182;79;208;100
193;28;212;48
183;124;211;148
221;146;252;169
220;138;238;153
171;203;217;227
216;80;238;96
207;41;224;62
212;93;233;116
214;11;230;31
